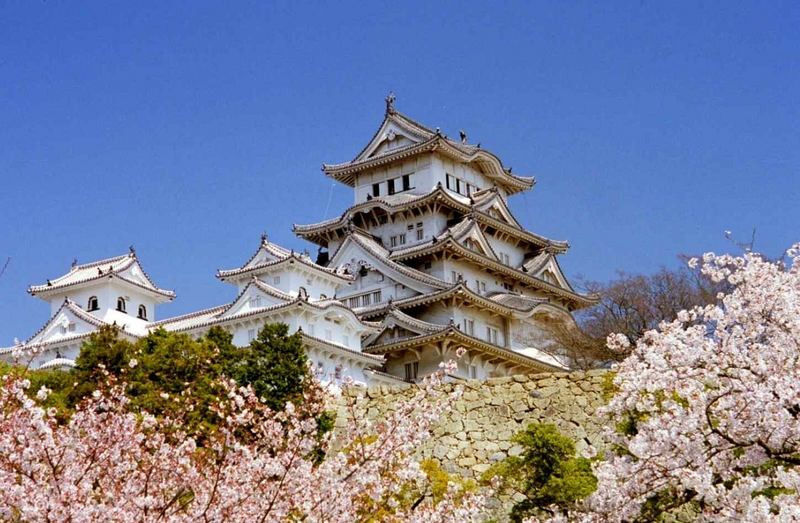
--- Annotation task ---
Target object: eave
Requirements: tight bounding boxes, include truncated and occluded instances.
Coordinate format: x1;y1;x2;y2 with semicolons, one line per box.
364;327;564;373
390;238;597;309
217;253;353;283
293;186;568;252
322;135;534;195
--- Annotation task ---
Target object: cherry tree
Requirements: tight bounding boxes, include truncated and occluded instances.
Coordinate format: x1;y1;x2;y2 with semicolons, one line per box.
569;244;800;521
0;359;488;522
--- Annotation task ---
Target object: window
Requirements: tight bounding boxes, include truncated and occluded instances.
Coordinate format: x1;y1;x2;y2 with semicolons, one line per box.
466;184;473;196
501;253;511;265
451;271;458;283
335;365;343;380
416;222;424;240
404;361;419;382
486;326;499;344
247;329;256;342
116;297;126;313
502;282;514;291
249;296;262;308
372;183;380;197
407;224;414;231
372;290;382;303
480;281;487;293
424;261;432;270
399;233;406;245
273;276;281;285
137;305;148;320
348;297;359;308
463;319;475;336
456;178;463;195
387;178;396;195
402;174;411;191
361;294;371;306
446;174;455;190
469;365;478;379
87;296;99;311
390;236;398;248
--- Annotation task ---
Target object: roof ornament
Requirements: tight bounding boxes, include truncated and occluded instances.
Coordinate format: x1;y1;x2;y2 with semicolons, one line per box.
261;232;268;243
384;91;396;115
435;127;441;136
46;279;52;287
71;258;78;269
459;130;467;143
129;245;136;254
508;166;513;173
476;142;481;149
298;286;309;301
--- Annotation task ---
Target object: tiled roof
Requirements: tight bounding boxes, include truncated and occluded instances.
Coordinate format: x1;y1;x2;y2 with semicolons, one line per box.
28;252;175;299
335;231;449;290
298;332;383;364
390;236;596;308
293;186;567;252
358;284;553;320
218;237;351;281
155;295;377;334
24;299;109;345
323;134;534;195
364;326;565;373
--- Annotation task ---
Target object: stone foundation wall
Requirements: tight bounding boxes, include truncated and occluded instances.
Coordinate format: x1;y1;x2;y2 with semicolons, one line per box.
338;369;610;480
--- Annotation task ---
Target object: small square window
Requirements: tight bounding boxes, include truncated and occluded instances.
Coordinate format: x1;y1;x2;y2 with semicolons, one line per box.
402;174;411;191
399;233;406;245
387;178;396;195
372;183;380;197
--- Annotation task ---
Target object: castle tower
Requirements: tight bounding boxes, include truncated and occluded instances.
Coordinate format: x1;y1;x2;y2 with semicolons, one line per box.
295;96;598;381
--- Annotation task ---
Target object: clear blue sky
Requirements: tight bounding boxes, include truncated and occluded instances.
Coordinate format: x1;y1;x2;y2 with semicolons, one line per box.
1;2;798;344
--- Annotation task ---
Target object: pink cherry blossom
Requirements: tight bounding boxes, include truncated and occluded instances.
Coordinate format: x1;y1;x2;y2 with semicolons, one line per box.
0;358;489;522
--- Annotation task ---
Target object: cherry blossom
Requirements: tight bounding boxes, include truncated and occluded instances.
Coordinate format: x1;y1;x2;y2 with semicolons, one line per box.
565;244;800;522
0;359;488;522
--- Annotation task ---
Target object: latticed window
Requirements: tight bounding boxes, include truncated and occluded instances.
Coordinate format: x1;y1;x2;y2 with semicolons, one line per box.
137;305;147;320
116;297;126;313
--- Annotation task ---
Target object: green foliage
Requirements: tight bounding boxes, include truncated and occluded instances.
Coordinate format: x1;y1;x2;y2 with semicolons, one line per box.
4;323;314;437
485;423;597;522
223;323;310;411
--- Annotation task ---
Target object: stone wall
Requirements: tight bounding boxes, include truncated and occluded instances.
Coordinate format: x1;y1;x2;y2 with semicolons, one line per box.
338;369;610;480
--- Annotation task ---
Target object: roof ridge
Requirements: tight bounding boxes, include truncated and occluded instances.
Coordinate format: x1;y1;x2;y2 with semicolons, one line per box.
71;253;133;271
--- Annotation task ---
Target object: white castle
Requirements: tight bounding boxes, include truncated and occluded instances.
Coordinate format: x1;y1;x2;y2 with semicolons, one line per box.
3;96;597;386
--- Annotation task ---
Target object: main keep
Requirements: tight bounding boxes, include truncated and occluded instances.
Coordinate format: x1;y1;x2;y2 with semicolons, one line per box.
4;97;597;385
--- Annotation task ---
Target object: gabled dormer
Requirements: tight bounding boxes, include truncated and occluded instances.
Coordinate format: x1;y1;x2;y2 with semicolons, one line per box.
217;235;353;299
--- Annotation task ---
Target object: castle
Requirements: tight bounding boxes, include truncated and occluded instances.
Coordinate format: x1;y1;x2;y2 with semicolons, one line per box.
2;97;597;385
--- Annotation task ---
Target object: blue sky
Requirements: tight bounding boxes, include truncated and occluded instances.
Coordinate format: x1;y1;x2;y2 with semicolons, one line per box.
1;1;798;344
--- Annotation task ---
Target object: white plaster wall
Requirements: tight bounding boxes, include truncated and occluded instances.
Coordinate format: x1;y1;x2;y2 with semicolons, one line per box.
46;284;158;335
353;154;433;203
